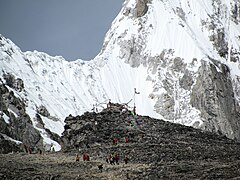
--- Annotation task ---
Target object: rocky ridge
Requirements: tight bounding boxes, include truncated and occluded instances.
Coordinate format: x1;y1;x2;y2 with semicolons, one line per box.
0;78;43;153
61;104;239;164
0;76;61;153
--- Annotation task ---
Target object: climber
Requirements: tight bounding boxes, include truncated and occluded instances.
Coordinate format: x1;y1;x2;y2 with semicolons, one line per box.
83;154;90;161
124;155;129;164
98;164;103;172
125;137;129;143
114;153;120;165
83;154;87;161
75;154;80;162
86;154;90;161
106;156;109;164
109;155;115;165
113;137;118;145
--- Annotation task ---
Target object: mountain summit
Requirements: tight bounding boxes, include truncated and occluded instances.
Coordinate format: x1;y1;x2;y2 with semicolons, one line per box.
0;0;240;150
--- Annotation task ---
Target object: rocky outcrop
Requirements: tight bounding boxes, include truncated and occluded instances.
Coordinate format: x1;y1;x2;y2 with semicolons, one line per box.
0;81;43;153
135;0;149;18
61;104;135;151
36;105;50;117
231;0;240;24
191;61;240;140
3;73;24;92
0;134;21;153
61;103;234;152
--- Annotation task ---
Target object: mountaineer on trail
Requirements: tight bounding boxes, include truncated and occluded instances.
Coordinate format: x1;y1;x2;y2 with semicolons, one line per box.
75;154;80;162
83;154;90;161
113;137;118;144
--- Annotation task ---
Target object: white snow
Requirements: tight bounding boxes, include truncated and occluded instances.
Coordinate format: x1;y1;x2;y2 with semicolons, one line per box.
0;133;22;145
8;108;18;118
1;111;10;124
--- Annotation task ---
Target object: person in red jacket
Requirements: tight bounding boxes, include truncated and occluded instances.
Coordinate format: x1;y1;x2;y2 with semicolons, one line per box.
113;137;117;144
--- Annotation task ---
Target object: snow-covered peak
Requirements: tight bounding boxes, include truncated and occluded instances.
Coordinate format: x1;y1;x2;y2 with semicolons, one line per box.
101;0;240;67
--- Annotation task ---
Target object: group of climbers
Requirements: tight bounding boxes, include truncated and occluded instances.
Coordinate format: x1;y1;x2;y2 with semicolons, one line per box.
105;153;129;165
96;154;129;173
112;136;130;145
106;153;120;165
75;153;90;161
23;144;32;154
83;154;90;161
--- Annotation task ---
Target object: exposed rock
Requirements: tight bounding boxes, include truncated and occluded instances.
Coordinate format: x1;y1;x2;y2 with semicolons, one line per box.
179;70;194;91
155;93;175;120
45;128;61;144
36;105;50;117
35;113;45;129
176;7;186;21
135;0;149;18
191;61;240;140
22;124;42;148
231;0;240;24
3;73;24;92
172;57;186;72
0;82;43;153
0;134;21;153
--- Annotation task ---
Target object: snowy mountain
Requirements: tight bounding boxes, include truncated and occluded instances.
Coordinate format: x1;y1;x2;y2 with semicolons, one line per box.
0;0;240;151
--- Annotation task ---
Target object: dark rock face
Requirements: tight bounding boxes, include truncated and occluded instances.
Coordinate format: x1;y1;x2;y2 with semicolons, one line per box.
231;0;240;24
0;134;21;153
191;61;240;140
3;73;24;92
0;81;43;153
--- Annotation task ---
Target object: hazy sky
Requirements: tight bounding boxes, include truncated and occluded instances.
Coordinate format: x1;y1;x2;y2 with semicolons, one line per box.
0;0;124;60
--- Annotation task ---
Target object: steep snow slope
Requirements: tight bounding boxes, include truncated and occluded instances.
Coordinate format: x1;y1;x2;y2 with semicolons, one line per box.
1;0;240;150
